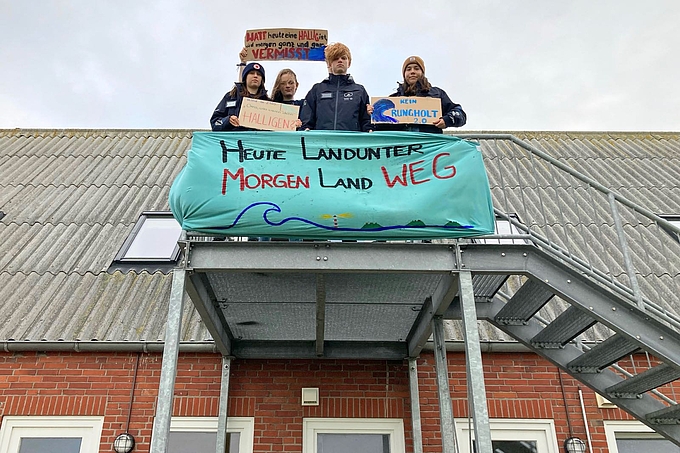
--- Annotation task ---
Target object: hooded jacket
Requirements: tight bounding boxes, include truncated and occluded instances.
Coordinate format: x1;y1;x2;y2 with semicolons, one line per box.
300;74;372;132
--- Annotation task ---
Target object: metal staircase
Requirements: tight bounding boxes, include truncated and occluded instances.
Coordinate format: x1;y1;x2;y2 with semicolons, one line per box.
452;243;680;443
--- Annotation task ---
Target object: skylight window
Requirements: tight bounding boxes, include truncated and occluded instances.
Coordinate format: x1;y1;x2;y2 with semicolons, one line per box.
114;212;183;262
474;214;530;244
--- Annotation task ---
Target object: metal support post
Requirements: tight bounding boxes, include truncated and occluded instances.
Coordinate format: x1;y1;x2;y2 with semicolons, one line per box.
433;316;458;453
608;193;644;310
150;268;186;453
408;358;423;453
459;270;492;453
216;356;232;453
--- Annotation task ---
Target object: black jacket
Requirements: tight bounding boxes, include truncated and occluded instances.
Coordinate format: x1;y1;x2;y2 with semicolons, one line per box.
375;83;466;134
210;85;269;132
300;74;372;132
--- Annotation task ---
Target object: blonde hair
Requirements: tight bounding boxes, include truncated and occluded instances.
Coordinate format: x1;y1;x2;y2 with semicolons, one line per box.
270;69;299;102
324;42;352;66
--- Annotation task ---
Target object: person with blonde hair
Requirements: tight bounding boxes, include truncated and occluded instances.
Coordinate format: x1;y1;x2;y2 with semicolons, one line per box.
300;42;372;132
270;69;303;106
270;68;303;129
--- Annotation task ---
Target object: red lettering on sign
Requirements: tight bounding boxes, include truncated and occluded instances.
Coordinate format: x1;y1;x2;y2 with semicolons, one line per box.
223;168;245;193
432;153;456;179
408;160;430;185
223;169;309;191
381;165;408;188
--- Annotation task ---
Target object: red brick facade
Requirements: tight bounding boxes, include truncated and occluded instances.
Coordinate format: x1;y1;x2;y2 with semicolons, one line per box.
0;350;647;452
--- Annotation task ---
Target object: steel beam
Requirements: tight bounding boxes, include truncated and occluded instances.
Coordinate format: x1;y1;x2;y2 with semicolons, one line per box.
185;272;233;356
433;316;458;453
459;271;492;453
150;269;186;453
408;273;460;357
231;340;408;360
409;358;424;453
215;357;231;453
186;241;456;273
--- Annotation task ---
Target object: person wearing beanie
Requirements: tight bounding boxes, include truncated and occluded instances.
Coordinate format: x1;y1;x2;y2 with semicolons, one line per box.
210;49;269;131
300;42;372;132
375;55;466;134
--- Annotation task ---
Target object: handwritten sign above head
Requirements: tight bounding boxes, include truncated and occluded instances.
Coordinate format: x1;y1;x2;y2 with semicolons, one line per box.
371;97;443;124
238;98;300;131
169;131;495;240
244;28;328;61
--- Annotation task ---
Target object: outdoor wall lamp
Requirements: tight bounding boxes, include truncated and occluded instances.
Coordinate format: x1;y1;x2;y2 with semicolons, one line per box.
564;436;586;453
113;432;135;453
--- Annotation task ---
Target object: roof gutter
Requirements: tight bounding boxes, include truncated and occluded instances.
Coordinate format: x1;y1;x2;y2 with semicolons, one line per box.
1;341;219;354
2;340;531;354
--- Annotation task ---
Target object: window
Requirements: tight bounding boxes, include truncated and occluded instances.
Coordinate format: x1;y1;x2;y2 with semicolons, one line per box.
168;417;254;453
114;212;183;263
604;420;680;453
474;214;530;244
454;419;558;453
302;418;405;453
0;416;104;453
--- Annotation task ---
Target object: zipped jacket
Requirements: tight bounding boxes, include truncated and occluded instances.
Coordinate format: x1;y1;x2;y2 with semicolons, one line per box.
300;74;372;132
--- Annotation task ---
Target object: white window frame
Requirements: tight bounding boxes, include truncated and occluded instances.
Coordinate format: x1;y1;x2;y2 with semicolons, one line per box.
302;418;405;453
454;418;559;453
169;416;254;453
114;211;182;263
0;416;104;453
603;420;677;453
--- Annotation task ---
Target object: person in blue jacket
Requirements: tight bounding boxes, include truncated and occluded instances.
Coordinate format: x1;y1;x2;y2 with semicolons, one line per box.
210;57;268;131
300;42;372;132
376;55;466;134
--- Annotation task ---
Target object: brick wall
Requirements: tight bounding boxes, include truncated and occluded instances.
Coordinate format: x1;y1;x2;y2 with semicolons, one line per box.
0;350;646;453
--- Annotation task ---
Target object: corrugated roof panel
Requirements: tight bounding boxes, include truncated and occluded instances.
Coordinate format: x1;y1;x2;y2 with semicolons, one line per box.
0;129;679;346
0;271;210;343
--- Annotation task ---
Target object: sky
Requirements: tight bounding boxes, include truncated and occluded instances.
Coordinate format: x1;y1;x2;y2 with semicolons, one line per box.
1;0;679;131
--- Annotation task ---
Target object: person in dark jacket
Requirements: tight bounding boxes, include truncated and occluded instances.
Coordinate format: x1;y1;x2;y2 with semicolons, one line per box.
376;55;466;134
210;59;269;132
300;42;372;132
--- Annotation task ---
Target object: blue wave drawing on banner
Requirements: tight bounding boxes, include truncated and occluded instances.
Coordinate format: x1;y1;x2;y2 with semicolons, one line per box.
208;202;473;232
371;99;398;123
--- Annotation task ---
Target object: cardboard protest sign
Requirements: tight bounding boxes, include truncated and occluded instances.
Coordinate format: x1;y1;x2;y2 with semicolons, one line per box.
238;98;300;131
371;97;443;124
169;131;495;240
244;28;328;61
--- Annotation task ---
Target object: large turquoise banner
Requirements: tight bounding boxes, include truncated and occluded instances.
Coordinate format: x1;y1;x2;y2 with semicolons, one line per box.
169;131;495;239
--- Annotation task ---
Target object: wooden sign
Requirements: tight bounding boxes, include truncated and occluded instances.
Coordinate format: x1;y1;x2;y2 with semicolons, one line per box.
244;28;328;61
238;98;300;131
370;97;443;124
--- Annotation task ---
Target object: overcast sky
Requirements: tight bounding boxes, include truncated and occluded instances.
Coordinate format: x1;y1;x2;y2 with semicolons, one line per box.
1;1;678;131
